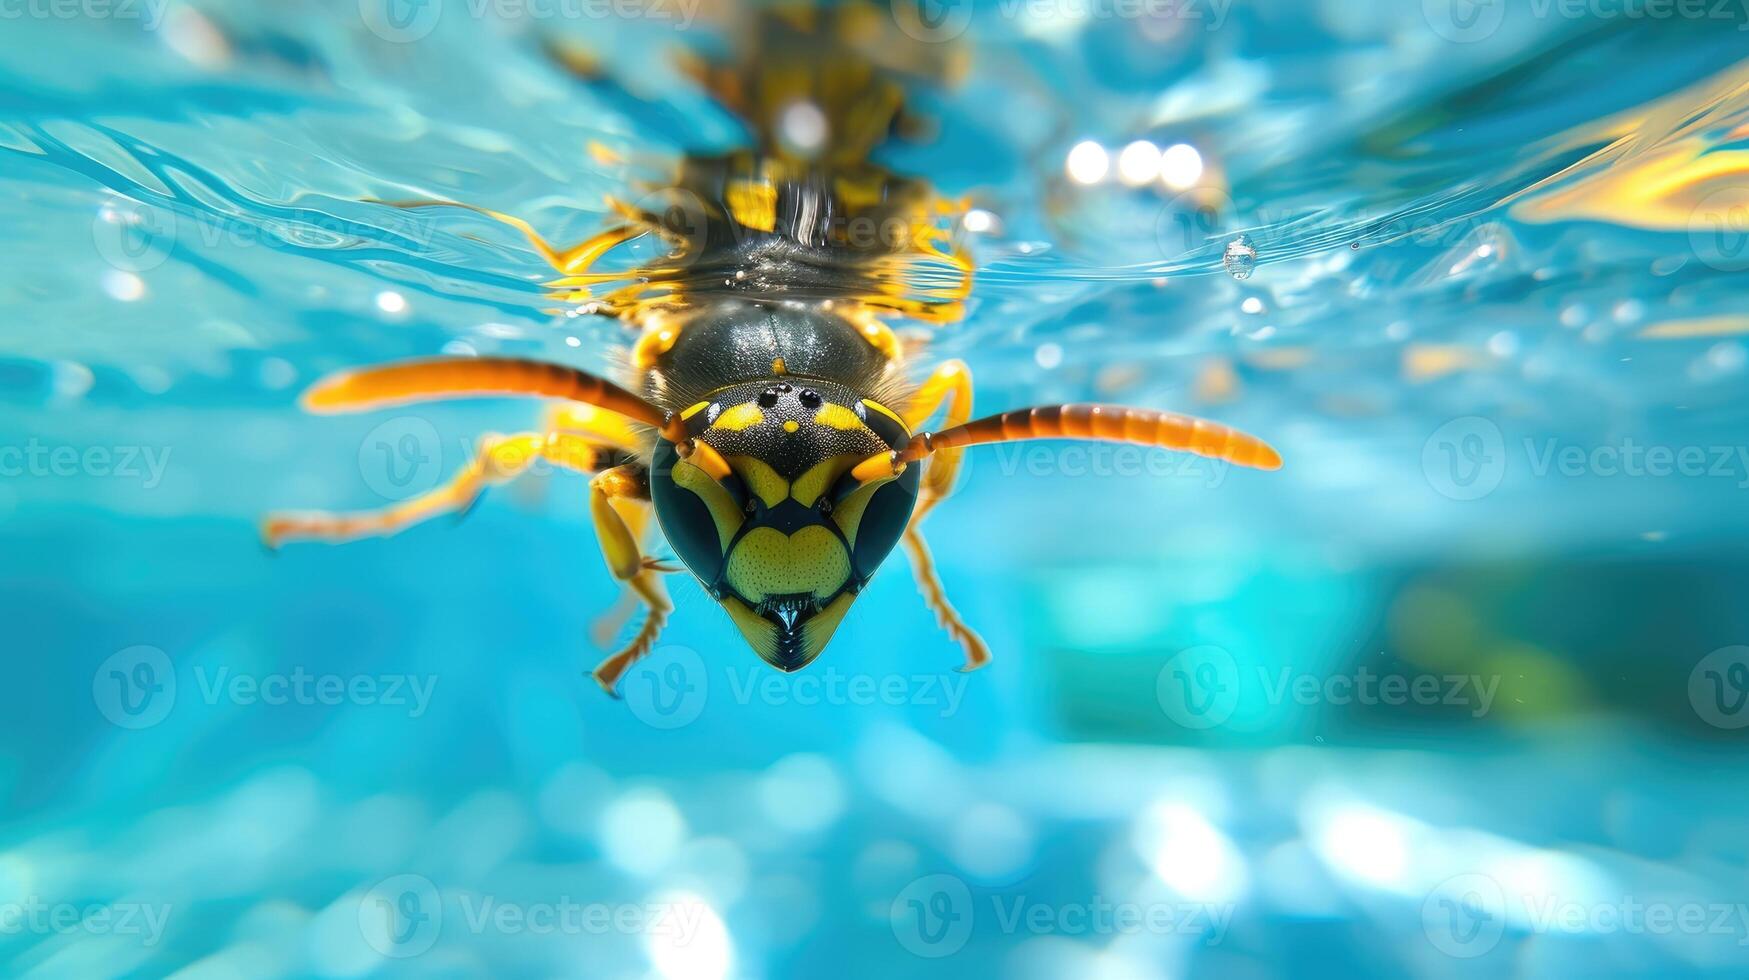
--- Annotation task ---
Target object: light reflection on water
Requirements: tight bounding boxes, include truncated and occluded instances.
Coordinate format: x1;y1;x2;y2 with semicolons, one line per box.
4;2;1749;978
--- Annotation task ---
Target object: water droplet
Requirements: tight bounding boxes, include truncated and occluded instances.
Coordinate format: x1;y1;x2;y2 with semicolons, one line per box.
1223;236;1257;280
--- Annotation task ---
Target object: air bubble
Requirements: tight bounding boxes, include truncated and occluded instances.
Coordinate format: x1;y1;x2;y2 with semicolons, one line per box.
1223;235;1257;280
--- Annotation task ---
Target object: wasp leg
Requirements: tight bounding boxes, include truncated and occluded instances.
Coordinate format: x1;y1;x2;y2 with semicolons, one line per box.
262;428;620;547
902;359;974;512
373;198;642;277
901;526;992;672
896;359;989;670
586;463;675;696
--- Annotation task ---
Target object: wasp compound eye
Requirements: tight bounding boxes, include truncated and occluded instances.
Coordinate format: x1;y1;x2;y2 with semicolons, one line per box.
798;388;822;408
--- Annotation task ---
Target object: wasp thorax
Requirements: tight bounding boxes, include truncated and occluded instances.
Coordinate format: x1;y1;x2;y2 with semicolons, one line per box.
647;377;921;671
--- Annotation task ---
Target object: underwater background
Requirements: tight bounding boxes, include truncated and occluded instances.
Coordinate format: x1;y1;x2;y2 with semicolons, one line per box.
6;0;1749;976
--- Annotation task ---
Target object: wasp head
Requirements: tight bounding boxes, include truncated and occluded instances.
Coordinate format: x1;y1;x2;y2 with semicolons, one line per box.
649;378;920;671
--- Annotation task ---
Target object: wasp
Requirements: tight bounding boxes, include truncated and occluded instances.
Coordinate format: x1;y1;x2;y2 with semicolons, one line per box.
263;6;1281;694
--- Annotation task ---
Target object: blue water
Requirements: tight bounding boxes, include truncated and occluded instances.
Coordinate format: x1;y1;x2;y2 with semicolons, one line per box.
7;2;1749;978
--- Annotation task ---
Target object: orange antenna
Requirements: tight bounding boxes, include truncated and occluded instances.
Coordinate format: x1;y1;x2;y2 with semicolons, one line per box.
895;404;1282;470
301;357;685;442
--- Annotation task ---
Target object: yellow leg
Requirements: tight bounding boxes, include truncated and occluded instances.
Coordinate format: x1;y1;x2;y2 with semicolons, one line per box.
262;430;615;547
903;359;974;510
587;464;675;695
373;198;642;276
898;359;989;670
901;525;992;672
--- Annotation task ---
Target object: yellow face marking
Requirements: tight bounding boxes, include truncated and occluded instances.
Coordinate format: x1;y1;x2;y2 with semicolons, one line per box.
672;458;746;551
801;592;856;662
783;420;800;434
790;453;864;507
772;357;787;375
726;456;790;508
714;402;765;432
812;403;864;431
830;471;894;547
725;525;852;602
680;400;711;421
721;596;778;662
861;398;909;434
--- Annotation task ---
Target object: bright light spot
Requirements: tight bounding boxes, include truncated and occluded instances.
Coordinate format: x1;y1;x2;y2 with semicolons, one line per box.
1034;342;1064;369
1308;803;1410;890
757;754;845;835
101;269;145;302
1241;297;1265;315
963;209;998;234
1066;141;1109;185
646;891;732;980
1116;140;1161;186
1487;330;1519;358
779;101;828;156
1159;143;1204;191
564;335;581;348
1476;243;1495;258
1135;801;1247;903
599;789;687;877
375;290;407;315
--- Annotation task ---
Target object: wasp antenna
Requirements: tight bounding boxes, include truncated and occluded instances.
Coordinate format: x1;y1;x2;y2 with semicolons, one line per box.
300;356;675;437
896;404;1283;471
